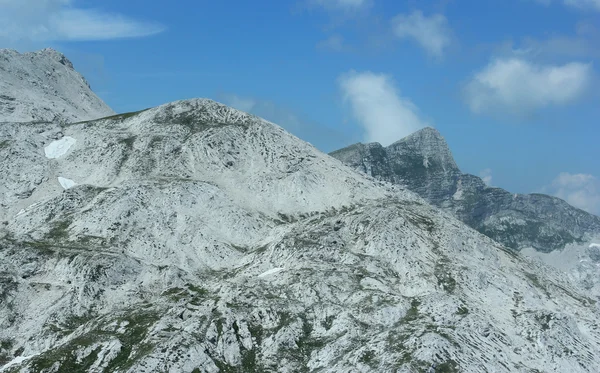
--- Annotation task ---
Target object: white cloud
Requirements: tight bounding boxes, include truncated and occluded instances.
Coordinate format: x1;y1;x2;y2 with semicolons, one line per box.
464;58;592;115
338;71;427;146
533;0;600;10
309;0;369;11
547;173;600;215
317;34;346;51
391;10;451;57
0;0;164;43
564;0;600;11
224;95;257;113
479;169;493;186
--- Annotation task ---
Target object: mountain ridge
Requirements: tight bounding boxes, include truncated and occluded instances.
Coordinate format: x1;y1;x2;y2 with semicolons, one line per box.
0;48;114;123
331;127;600;252
2;97;600;372
2;49;600;372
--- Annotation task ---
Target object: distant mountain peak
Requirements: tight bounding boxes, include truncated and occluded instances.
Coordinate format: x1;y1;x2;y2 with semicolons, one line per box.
0;47;114;123
331;127;600;253
388;126;459;173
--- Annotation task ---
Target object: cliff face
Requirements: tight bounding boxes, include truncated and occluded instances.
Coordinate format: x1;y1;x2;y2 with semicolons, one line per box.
331;127;600;253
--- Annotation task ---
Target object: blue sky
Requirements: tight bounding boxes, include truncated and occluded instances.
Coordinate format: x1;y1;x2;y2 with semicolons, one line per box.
1;0;599;214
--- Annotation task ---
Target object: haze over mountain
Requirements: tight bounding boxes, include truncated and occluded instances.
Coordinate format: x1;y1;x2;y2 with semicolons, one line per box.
1;49;600;373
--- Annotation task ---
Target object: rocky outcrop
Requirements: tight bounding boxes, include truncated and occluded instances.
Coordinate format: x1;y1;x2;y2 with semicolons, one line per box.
0;48;114;123
331;127;600;252
1;100;600;372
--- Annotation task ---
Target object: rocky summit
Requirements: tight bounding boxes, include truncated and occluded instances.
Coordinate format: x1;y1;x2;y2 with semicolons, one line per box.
331;127;600;253
0;48;114;124
1;50;600;373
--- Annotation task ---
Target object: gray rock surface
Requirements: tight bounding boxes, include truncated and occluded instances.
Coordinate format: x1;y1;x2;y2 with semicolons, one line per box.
2;50;600;372
0;48;114;123
330;127;600;252
1;100;599;372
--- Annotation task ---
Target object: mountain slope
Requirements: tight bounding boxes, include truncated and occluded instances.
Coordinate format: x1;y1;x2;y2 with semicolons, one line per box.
330;127;600;253
1;100;600;372
0;48;114;123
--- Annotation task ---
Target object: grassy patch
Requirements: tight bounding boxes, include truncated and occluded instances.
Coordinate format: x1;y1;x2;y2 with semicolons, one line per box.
119;135;137;148
46;219;72;241
436;360;460;373
456;305;469;316
102;311;159;371
359;350;376;364
403;298;421;323
435;255;456;293
525;272;550;297
29;309;159;372
535;313;552;331
321;315;335;330
186;283;208;296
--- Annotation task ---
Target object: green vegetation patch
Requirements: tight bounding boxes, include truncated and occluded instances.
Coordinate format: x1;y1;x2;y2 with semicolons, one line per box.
161;284;209;305
456;305;469;316
434;252;457;293
525;272;550;297
403;298;421;323
28;309;159;372
45;218;73;241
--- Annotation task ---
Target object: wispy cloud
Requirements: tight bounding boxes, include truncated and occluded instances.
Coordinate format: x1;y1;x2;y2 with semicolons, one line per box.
308;0;370;12
222;94;356;152
494;22;600;61
464;58;592;115
544;173;600;215
533;0;600;11
479;169;493;186
391;10;451;57
563;0;600;11
0;0;164;44
316;34;347;52
338;70;427;146
224;95;258;113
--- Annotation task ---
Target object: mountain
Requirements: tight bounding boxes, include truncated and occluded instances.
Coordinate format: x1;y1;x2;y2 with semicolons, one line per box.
0;48;114;123
1;98;600;372
330;127;600;253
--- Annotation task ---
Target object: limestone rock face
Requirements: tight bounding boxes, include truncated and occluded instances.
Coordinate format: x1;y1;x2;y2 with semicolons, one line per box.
331;127;600;252
1;100;599;373
2;49;600;372
0;48;114;123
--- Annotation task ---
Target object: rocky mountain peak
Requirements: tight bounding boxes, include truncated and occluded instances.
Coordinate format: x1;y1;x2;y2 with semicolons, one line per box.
3;48;600;373
0;48;114;123
34;48;75;69
145;98;261;127
332;126;600;255
387;126;459;173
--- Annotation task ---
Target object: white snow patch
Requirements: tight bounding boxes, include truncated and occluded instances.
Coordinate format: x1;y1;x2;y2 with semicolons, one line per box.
590;243;600;249
258;267;284;278
44;136;76;159
0;354;39;372
58;176;77;189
